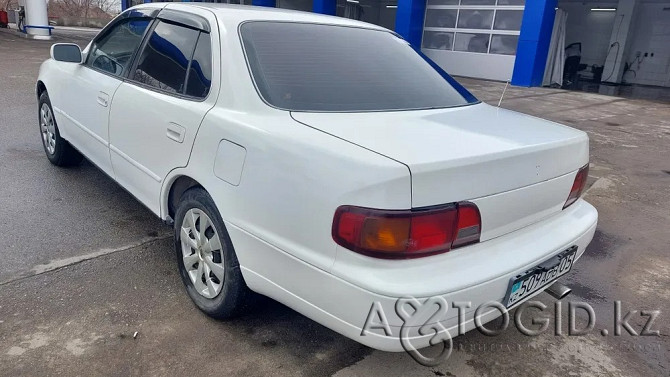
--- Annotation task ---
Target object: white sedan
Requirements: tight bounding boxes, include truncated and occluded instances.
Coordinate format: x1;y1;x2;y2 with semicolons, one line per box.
36;3;597;352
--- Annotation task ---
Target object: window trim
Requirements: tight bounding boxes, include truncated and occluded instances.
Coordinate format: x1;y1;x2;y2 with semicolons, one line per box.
237;20;478;113
183;31;213;99
157;8;210;33
126;19;213;102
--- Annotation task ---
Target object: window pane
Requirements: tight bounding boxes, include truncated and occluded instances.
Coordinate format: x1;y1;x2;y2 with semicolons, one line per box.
240;22;474;111
185;33;212;98
454;32;489;53
134;21;199;94
88;18;150;76
424;9;458;28
489;34;518;55
426;0;459;5
497;0;525;5
422;31;454;50
460;0;495;5
457;10;494;30
494;10;523;30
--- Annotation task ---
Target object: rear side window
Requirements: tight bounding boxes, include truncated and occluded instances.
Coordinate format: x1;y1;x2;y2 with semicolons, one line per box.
239;22;476;112
87;18;151;76
133;21;200;94
185;33;212;98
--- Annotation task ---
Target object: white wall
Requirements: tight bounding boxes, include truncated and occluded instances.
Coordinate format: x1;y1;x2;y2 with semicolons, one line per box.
623;2;670;87
559;1;618;67
422;50;517;81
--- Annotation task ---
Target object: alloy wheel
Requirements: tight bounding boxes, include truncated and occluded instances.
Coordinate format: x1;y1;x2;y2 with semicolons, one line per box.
40;103;56;155
180;208;225;298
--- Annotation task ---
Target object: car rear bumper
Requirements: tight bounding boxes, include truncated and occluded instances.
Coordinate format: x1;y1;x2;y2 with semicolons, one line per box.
228;199;598;352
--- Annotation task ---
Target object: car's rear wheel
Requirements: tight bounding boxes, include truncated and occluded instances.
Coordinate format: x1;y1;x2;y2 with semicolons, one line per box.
38;91;83;166
174;187;253;318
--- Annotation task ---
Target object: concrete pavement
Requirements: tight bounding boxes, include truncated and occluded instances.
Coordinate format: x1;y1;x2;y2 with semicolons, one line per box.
0;30;668;376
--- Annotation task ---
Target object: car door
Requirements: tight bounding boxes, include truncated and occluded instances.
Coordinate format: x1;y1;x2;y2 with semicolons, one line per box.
108;10;217;215
57;13;153;176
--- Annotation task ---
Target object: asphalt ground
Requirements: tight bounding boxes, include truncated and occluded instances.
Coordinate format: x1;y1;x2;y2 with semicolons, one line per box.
0;28;668;376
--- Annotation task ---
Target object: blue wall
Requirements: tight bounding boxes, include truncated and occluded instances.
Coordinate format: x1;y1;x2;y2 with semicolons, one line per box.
511;0;557;87
252;0;277;6
395;0;426;49
313;0;336;15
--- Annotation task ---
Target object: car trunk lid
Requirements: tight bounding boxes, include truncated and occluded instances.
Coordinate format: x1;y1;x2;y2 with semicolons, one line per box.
291;103;589;241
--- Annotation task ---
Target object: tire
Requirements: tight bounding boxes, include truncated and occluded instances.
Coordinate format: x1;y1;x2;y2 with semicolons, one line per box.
174;187;253;319
38;91;83;167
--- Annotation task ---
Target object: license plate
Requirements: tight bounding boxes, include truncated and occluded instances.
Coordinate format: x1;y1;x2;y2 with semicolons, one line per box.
503;246;577;308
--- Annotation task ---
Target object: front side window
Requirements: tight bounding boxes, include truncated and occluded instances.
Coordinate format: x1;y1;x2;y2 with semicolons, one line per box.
133;21;200;94
240;22;476;112
87;18;151;76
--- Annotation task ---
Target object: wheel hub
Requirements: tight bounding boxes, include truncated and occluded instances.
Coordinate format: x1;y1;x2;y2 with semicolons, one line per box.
40;103;56;155
180;209;225;299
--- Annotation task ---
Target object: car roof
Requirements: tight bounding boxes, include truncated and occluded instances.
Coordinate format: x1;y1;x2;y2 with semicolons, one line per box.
155;2;389;32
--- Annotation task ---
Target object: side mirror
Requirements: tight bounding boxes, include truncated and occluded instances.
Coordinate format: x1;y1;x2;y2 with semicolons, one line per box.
50;43;83;63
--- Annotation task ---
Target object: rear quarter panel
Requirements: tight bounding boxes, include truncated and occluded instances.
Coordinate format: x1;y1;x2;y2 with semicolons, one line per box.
165;108;412;273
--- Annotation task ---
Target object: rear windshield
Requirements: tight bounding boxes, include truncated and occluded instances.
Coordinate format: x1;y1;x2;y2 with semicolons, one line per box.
239;22;477;112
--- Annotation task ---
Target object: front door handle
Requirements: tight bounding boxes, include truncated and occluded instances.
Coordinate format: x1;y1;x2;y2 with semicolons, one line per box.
166;122;185;143
96;91;109;107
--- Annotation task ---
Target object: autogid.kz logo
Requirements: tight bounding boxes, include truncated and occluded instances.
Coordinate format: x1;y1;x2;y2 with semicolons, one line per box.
360;297;661;367
361;296;453;366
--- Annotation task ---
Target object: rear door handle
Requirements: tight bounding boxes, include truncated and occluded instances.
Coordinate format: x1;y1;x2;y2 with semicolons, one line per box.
166;122;185;143
96;91;109;107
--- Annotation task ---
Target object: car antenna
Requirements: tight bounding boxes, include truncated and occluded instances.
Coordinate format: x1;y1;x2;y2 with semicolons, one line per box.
498;80;510;107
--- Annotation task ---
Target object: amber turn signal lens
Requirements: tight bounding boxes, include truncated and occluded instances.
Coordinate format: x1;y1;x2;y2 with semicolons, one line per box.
360;217;410;252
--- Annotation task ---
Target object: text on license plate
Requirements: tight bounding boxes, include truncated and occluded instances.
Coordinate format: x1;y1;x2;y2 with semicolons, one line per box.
504;246;577;308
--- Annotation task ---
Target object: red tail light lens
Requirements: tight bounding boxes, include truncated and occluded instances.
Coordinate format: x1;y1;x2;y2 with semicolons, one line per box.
332;202;481;259
563;164;589;209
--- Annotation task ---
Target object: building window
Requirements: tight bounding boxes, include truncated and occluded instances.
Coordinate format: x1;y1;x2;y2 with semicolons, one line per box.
422;0;524;55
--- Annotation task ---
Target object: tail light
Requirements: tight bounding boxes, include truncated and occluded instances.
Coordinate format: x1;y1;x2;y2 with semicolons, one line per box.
332;202;481;259
563;164;589;209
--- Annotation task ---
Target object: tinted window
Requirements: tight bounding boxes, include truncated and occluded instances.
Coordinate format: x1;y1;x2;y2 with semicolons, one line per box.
494;10;524;31
88;18;151;76
240;22;474;112
424;9;457;28
457;10;494;30
185;33;212;98
133;21;199;94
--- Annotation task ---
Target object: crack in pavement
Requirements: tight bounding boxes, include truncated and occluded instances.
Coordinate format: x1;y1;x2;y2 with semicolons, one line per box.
0;235;171;287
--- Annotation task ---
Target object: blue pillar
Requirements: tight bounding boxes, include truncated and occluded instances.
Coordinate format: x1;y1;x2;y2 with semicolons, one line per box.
252;0;276;6
121;0;131;10
394;0;426;49
511;0;557;87
313;0;335;15
143;0;151;3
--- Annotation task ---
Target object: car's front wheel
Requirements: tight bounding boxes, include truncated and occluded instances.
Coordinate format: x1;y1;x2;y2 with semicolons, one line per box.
174;187;253;318
38;91;83;166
